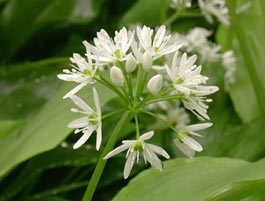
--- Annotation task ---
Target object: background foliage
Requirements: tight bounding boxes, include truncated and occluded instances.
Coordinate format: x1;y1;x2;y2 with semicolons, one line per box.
0;0;264;200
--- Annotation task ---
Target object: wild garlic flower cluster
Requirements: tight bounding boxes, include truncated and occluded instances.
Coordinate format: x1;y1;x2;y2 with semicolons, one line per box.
58;25;218;178
171;0;191;10
198;0;229;26
173;27;236;88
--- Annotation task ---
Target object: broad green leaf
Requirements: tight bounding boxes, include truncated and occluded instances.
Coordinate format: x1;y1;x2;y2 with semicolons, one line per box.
0;146;99;201
113;157;265;201
0;119;27;140
1;0;101;58
0;81;115;178
34;197;72;201
205;178;265;201
199;117;265;161
217;0;265;123
119;0;171;27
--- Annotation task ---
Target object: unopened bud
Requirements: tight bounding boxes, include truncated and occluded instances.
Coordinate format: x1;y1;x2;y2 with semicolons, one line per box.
142;52;152;71
147;74;163;95
110;66;124;87
125;54;137;73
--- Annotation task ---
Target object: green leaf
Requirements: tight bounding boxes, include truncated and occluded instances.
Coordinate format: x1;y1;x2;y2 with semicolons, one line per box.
200;117;265;161
34;197;72;201
0;80;115;178
217;0;265;123
1;0;101;58
113;157;265;201
0;146;99;200
119;0;171;27
205;178;265;201
0;119;27;140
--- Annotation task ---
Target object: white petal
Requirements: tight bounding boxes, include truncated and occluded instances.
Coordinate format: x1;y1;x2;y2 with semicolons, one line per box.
63;82;87;99
69;95;93;113
153;25;166;48
103;143;131;159
139;131;154;141
143;149;162;171
67;117;89;128
73;128;94;149
182;135;203;152
146;144;170;159
174;138;195;158
185;123;213;131
57;74;79;81
124;151;136;179
93;87;101;114
96;123;102;150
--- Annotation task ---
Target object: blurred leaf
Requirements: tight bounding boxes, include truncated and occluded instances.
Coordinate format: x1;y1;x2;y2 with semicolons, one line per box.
119;0;171;27
200;116;265;161
1;0;101;59
205;178;265;201
0;146;99;201
217;0;265;123
113;157;265;201
0;58;69;120
0;119;27;140
0;79;115;178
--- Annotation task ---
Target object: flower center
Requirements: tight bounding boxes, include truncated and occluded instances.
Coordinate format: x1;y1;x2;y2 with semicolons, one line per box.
89;113;98;125
175;78;184;84
133;141;144;152
83;69;92;76
114;50;121;59
178;130;189;143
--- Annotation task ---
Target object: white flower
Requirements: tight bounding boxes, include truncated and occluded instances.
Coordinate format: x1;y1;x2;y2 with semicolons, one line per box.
165;51;210;97
110;66;124;87
147;74;163;95
174;123;212;158
68;88;102;150
84;27;135;63
199;0;230;26
57;53;98;99
222;50;236;89
185;27;212;52
103;131;170;179
182;96;213;120
142;51;153;71
199;43;221;63
136;25;182;60
171;0;191;10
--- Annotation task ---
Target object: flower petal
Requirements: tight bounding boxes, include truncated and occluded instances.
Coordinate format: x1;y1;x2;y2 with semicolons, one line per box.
93;87;101;114
182;135;203;152
69;95;93;114
63;82;87;99
103;143;131;159
73;127;94;149
174;138;195;158
139;131;154;141
185;123;213;131
96;123;102;150
67;117;89;128
124;151;136;179
146;144;170;159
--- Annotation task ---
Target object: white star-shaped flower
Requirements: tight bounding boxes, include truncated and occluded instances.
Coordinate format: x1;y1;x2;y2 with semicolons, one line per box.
103;131;170;179
57;53;98;99
136;25;182;60
84;27;135;63
174;123;212;158
68;88;102;150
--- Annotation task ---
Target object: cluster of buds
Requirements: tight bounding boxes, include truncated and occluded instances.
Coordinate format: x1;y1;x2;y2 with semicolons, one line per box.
58;25;219;178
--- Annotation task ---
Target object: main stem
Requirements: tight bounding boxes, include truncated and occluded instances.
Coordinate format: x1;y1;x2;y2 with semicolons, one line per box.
81;111;131;201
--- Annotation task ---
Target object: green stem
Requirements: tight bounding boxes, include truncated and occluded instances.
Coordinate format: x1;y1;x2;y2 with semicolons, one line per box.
94;76;128;103
135;65;144;101
165;10;180;26
81;111;131;201
226;0;265;113
134;113;140;138
101;109;127;120
145;94;185;106
141;110;178;133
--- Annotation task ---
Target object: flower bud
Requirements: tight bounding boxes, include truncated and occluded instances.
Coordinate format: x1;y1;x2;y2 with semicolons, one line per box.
147;74;163;95
125;54;137;73
110;66;124;87
142;52;152;71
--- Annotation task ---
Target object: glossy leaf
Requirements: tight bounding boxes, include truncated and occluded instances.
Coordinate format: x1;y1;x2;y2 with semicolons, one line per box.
113;157;265;201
